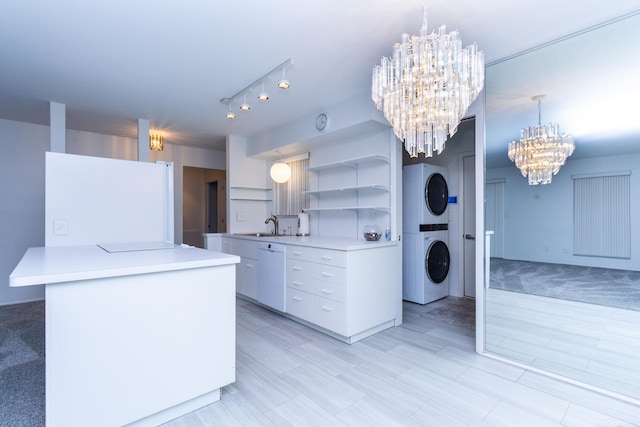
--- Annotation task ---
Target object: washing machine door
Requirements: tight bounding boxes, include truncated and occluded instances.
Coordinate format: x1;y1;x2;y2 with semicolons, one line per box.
424;173;448;216
425;240;450;284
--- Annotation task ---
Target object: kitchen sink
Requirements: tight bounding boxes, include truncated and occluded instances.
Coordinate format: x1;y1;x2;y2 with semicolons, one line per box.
234;233;279;237
233;233;300;239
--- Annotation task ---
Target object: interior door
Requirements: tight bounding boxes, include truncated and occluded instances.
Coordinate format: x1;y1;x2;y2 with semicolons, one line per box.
463;155;476;297
208;181;218;233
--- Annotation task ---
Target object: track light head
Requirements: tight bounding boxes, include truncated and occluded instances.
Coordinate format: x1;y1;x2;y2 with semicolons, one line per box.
277;69;290;90
240;94;250;111
258;83;269;101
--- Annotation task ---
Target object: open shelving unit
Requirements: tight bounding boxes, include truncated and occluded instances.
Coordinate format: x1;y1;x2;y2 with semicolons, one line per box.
304;154;391;214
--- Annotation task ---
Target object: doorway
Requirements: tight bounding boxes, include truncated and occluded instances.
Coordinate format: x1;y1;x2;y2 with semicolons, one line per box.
183;166;226;247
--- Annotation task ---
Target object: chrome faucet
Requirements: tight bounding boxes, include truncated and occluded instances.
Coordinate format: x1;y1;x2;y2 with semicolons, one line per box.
265;215;279;235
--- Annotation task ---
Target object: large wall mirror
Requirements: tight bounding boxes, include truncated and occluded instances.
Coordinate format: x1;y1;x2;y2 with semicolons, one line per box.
484;11;640;402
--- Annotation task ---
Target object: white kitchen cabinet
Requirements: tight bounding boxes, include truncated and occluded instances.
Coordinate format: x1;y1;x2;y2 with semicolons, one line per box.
242;257;258;299
285;243;397;343
286;249;314;322
219;237;259;299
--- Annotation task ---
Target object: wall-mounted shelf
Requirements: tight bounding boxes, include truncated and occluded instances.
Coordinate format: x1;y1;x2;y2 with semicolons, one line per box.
304;154;390;173
229;186;272;201
229;186;272;191
302;184;390;196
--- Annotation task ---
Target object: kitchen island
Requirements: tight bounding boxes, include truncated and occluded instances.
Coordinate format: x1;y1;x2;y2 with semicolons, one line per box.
10;244;240;427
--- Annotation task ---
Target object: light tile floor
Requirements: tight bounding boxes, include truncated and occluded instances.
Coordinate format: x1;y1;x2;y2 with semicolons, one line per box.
486;288;640;401
162;297;640;427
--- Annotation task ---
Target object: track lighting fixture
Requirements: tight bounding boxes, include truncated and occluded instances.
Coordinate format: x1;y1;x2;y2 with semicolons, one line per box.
220;58;293;119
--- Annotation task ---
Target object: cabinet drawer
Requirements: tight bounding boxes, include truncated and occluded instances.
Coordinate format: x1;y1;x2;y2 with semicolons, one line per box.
313;264;345;285
286;245;314;262
313;249;346;267
286;289;313;322
313;279;346;303
287;260;314;293
312;296;346;335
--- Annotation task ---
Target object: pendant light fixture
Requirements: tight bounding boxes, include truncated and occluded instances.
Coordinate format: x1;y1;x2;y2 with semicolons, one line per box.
371;1;484;158
270;162;291;183
508;95;575;185
269;150;291;184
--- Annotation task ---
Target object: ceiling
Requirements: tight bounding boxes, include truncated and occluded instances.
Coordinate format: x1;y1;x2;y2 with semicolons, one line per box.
2;0;640;156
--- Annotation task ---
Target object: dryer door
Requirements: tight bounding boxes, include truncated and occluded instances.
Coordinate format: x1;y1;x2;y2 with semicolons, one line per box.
425;240;450;284
424;172;448;216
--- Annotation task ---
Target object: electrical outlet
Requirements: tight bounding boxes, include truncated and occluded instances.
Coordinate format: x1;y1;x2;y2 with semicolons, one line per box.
236;211;246;221
54;219;68;236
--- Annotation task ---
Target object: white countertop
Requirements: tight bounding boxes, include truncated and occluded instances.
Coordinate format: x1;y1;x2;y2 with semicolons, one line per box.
10;243;240;287
222;233;398;250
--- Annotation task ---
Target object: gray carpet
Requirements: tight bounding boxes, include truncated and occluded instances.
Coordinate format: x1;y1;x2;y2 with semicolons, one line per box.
0;301;45;427
490;258;640;311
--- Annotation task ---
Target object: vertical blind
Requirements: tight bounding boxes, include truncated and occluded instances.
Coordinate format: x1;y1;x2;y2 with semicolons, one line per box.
274;159;309;215
573;172;630;259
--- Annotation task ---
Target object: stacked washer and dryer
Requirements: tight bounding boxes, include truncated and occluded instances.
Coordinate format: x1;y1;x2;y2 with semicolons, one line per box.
402;163;451;304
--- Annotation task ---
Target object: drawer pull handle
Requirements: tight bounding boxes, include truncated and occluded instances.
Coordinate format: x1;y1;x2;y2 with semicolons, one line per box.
293;281;303;286
321;305;333;312
293;266;303;271
321;272;333;278
321;288;334;294
293;296;303;301
246;263;254;268
293;251;303;256
321;256;333;261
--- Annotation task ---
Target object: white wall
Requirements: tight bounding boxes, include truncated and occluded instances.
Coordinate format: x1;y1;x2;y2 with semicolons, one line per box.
226;135;271;234
486;152;640;270
0;118;48;304
0;118;225;306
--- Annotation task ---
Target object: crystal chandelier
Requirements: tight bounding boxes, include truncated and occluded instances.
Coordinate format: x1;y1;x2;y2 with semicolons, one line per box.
371;1;484;158
508;95;575;185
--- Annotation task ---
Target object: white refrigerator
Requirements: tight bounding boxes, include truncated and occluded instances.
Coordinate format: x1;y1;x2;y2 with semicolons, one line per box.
45;152;174;247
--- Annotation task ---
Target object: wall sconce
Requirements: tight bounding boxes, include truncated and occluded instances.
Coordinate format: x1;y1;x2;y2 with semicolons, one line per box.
149;131;163;151
220;58;293;119
270;162;291;183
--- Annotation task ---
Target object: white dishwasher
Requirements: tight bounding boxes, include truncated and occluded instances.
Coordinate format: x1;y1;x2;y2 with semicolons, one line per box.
257;242;286;312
